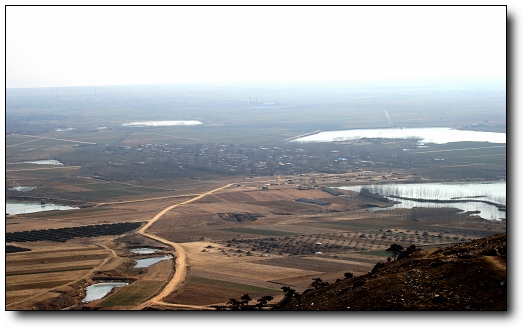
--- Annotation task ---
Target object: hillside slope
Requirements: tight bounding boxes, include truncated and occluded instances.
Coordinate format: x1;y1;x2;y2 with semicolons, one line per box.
273;233;507;310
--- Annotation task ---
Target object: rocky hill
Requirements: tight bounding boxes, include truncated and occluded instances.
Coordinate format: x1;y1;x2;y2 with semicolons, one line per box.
273;233;507;310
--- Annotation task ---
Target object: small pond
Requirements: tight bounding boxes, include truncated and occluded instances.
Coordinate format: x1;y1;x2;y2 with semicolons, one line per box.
134;254;173;268
8;186;37;192
22;159;64;165
81;282;128;303
129;247;160;254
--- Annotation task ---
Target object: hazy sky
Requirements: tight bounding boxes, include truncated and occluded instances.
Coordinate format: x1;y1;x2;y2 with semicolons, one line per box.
6;5;506;88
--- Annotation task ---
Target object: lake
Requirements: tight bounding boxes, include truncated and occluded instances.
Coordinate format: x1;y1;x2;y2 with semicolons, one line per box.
338;181;506;220
122;120;202;127
291;127;506;144
6;202;78;215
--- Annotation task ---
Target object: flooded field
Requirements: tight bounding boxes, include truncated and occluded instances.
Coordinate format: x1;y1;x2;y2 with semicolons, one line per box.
339;181;506;220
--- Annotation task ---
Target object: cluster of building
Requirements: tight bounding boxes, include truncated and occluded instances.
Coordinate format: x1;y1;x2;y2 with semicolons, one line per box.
114;141;403;176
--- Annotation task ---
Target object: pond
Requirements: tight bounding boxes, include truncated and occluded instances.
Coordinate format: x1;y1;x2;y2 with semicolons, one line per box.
22;159;64;165
8;186;37;192
338;181;506;220
5;202;78;215
122;120;202;127
134;254;173;268
291;127;506;145
129;247;160;254
81;282;128;303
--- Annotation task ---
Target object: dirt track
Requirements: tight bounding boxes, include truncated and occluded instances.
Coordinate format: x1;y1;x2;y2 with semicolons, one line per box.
133;183;234;310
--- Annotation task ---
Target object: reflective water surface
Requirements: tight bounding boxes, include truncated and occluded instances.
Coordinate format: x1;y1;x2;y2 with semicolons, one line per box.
134;254;173;268
6;202;78;215
130;248;160;254
8;186;37;192
338;181;506;220
292;127;506;144
22;159;64;165
122;120;202;127
81;282;128;303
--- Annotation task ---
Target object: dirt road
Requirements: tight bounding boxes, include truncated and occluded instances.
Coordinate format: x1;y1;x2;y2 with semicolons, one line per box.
133;183;234;310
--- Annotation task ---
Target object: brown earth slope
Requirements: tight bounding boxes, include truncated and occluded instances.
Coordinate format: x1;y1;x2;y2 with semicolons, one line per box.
273;233;507;311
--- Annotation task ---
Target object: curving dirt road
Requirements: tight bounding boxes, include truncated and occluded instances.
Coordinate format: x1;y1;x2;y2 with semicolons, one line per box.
133;183;234;310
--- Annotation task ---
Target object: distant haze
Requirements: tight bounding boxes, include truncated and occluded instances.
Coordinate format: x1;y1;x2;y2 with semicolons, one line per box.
6;6;506;89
